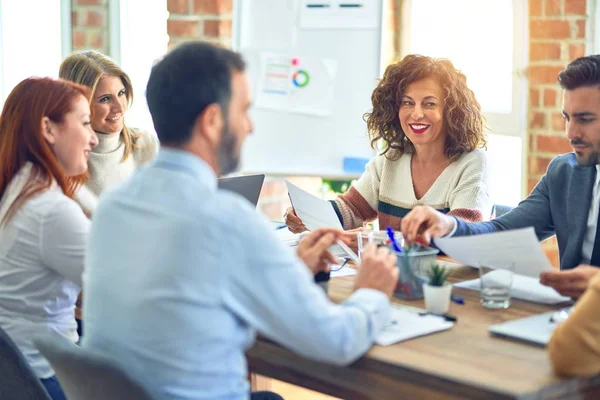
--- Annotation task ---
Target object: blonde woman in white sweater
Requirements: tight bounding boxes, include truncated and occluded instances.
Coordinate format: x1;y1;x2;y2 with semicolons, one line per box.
59;51;158;332
286;55;490;236
59;51;158;215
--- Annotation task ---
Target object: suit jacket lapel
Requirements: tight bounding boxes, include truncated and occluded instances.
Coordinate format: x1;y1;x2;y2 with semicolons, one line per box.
564;166;596;269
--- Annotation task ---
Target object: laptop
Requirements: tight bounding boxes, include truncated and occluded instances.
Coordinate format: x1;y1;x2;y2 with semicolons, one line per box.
218;174;265;208
488;311;559;347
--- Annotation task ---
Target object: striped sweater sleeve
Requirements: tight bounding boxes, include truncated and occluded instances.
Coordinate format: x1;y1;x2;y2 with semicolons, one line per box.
447;149;490;222
333;155;383;230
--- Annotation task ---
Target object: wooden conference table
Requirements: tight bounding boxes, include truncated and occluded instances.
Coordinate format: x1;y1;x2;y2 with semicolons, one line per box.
247;264;600;399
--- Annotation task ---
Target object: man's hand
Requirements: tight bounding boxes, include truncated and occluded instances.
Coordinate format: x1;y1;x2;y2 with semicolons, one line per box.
284;207;308;234
296;228;344;275
353;244;398;298
540;265;600;298
400;205;456;244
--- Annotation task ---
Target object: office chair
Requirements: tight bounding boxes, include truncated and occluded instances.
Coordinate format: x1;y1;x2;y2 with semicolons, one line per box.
491;204;514;219
0;325;51;400
35;333;156;400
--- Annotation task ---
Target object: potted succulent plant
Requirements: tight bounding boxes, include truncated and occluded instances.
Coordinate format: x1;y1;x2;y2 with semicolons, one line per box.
423;262;453;314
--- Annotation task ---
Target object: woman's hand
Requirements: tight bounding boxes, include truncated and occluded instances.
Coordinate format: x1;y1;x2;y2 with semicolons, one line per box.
284;207;308;234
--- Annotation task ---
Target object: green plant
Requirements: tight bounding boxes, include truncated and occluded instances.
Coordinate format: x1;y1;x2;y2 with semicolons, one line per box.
426;262;452;287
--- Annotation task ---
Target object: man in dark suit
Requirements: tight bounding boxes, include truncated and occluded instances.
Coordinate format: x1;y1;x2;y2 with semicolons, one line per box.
401;55;600;299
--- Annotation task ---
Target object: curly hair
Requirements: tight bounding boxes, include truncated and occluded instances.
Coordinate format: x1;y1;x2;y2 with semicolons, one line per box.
364;54;487;160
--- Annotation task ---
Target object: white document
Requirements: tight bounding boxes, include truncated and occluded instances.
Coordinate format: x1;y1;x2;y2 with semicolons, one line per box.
434;227;553;278
454;275;572;305
255;53;337;116
285;181;342;230
376;306;454;346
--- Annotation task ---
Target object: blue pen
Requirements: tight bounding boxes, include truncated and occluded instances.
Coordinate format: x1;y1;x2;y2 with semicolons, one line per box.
386;226;402;253
451;295;465;305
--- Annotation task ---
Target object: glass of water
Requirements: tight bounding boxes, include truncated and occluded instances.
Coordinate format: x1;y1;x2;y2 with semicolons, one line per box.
479;264;515;309
357;230;404;260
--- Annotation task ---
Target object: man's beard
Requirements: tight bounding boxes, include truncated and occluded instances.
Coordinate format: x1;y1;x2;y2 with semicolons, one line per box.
572;139;600;165
217;123;240;176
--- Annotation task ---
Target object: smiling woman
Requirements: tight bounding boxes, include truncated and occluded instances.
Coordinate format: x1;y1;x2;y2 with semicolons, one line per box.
59;50;159;216
285;54;490;235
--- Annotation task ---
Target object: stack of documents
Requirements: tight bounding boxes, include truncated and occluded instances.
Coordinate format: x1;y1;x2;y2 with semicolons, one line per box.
454;275;571;305
375;306;454;346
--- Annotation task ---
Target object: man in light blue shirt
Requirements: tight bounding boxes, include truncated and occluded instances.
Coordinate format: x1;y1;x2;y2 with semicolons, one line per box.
82;41;399;400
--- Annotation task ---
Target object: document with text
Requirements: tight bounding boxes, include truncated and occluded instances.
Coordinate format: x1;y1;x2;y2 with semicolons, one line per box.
285;181;342;230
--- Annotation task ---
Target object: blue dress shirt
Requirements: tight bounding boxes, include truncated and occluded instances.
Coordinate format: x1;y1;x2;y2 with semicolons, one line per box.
82;148;390;400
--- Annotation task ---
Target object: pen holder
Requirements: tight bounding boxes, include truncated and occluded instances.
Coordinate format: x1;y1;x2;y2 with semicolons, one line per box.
393;245;440;300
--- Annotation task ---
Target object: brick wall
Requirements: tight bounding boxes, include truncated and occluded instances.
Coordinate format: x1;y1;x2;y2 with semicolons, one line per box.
71;0;110;53
167;0;233;48
528;0;589;266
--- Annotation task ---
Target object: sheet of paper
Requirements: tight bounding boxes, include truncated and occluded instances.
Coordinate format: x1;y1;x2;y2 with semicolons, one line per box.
433;227;553;278
285;181;342;230
376;306;454;346
255;53;337;116
454;275;571;305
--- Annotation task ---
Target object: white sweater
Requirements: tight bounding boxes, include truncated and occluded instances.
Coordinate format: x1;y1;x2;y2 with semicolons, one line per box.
334;149;491;230
77;129;158;214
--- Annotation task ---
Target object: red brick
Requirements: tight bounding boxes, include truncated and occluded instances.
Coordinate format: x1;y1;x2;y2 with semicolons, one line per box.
203;19;232;38
544;88;558;107
72;30;85;48
168;0;189;14
84;11;104;27
576;19;586;38
530;0;542;16
71;11;79;26
545;0;561;15
89;30;105;50
194;0;232;14
565;0;586;15
530;20;571;39
527;179;539;195
167;19;199;37
534;156;553;175
537;135;571;153
551;112;566;131
75;0;102;4
529;65;564;84
530;88;540;107
529;111;546;129
529;42;561;61
569;43;586;60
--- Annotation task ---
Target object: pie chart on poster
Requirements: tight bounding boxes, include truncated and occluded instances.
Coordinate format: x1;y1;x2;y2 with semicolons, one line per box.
292;70;310;88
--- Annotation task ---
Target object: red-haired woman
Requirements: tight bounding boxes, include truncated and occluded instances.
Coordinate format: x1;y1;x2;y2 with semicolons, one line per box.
0;77;98;400
285;55;490;238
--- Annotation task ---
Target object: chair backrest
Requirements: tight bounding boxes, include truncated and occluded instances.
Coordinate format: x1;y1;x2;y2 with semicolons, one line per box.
0;326;51;400
491;204;514;219
34;334;156;400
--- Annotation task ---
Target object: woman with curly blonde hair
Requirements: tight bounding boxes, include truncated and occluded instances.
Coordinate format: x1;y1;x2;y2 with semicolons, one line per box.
286;54;490;234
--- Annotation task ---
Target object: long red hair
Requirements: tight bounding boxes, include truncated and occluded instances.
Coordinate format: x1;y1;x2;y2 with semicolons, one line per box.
0;77;90;224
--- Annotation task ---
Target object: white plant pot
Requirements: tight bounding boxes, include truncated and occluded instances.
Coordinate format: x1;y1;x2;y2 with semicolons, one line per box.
423;283;452;314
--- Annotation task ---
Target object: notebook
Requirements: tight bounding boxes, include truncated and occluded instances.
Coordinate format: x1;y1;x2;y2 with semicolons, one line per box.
375;305;455;346
489;311;558;346
218;174;265;207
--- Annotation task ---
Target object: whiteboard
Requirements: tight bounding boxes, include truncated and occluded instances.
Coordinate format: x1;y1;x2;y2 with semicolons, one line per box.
233;0;384;178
